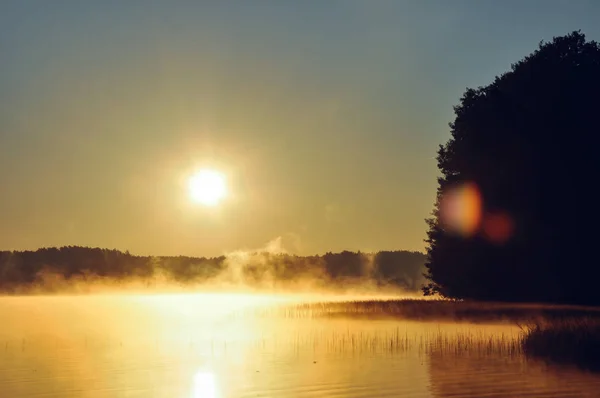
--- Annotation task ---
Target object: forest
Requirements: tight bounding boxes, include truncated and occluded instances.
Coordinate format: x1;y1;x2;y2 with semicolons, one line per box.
0;246;426;293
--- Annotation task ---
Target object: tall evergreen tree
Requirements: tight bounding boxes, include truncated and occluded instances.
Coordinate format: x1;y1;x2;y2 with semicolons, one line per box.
423;31;600;305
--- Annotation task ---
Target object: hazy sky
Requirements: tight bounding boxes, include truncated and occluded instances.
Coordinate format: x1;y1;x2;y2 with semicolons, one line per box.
1;1;599;257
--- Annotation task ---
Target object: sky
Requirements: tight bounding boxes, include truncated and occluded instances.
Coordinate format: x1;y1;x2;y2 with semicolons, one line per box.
1;1;599;257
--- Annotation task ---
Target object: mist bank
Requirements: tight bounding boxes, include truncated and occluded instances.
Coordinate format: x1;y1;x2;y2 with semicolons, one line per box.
0;247;426;294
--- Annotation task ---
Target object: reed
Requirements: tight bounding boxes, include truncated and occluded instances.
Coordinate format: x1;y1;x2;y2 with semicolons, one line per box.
251;298;600;323
520;318;600;371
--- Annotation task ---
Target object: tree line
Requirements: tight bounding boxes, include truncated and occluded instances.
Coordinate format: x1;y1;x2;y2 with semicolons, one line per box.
0;246;426;293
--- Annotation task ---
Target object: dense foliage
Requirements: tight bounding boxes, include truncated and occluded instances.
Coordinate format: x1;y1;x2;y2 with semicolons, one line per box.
423;31;600;305
0;246;425;293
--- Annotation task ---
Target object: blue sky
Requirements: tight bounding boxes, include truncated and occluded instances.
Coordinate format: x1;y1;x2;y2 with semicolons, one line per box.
1;1;599;256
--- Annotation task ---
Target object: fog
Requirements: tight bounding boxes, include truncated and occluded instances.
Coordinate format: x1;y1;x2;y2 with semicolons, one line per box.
1;237;426;300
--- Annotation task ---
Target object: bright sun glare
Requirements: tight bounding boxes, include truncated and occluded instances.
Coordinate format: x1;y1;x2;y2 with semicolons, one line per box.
188;169;227;206
193;371;217;398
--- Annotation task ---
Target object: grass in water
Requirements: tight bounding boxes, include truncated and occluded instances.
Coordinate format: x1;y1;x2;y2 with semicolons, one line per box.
255;298;600;323
250;299;600;370
520;318;600;371
223;298;600;370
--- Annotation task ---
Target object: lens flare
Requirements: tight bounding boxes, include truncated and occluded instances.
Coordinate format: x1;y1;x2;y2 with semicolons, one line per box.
440;182;482;237
482;212;514;244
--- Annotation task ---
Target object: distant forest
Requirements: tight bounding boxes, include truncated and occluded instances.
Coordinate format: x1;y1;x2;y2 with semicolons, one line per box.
0;247;426;293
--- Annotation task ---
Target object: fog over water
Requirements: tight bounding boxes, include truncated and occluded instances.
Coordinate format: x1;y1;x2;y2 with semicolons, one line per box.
1;293;599;397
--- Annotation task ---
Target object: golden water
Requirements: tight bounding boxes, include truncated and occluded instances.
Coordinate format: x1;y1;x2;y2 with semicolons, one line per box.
1;294;599;397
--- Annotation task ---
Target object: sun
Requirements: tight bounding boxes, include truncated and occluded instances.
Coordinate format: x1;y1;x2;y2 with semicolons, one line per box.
188;169;227;206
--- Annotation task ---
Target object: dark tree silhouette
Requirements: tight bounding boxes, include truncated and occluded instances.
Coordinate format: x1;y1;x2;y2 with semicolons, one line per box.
423;31;600;305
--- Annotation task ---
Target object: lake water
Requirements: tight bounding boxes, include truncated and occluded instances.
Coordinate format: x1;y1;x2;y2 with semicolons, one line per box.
1;294;599;397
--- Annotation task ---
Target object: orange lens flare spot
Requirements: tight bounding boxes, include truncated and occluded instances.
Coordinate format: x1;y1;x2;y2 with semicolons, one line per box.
482;212;514;244
440;182;482;237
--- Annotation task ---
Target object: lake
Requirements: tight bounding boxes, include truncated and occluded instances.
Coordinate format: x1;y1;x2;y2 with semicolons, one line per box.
1;293;599;397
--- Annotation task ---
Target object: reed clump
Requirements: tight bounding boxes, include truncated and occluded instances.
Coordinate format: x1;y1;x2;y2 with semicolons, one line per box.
255;299;600;323
521;318;600;371
239;298;600;368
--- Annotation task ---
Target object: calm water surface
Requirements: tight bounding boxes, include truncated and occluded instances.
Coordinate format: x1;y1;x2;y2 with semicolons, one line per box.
1;294;599;398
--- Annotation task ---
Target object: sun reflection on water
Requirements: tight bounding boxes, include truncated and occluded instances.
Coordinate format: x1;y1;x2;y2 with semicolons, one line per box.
192;371;218;398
